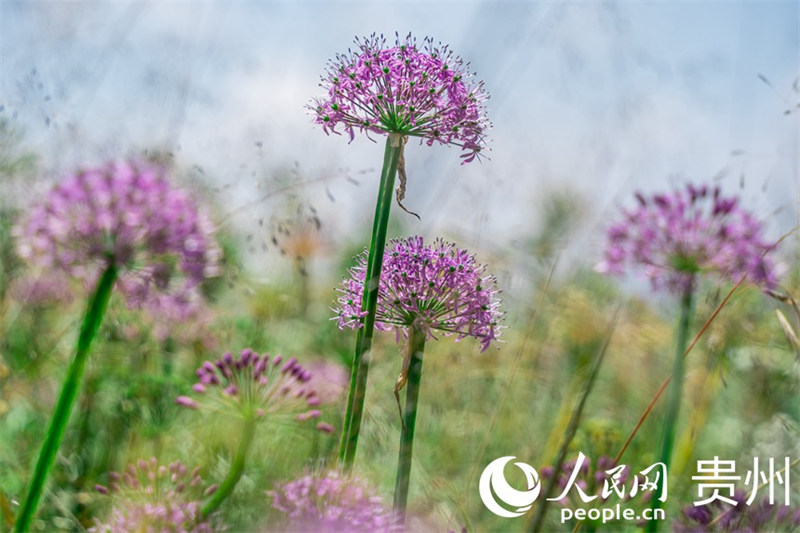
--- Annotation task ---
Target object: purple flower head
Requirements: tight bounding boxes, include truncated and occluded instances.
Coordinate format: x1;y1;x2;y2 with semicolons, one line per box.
13;159;221;313
177;348;330;430
597;184;777;293
90;458;217;533
310;33;490;163
268;470;402;533
334;236;503;351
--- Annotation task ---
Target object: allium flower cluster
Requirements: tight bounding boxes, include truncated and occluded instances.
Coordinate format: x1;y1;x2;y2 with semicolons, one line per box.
675;490;800;532
268;470;401;533
14;160;221;313
176;348;334;432
598;184;777;293
334;236;502;351
310;33;490;163
91;458;217;533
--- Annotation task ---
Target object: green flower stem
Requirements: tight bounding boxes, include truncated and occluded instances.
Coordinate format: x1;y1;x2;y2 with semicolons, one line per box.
647;282;695;533
528;308;617;533
393;323;426;522
201;416;257;518
15;265;117;533
340;132;402;468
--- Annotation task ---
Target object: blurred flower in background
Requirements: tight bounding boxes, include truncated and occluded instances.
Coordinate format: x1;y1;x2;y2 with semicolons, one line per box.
675;490;800;532
268;470;401;533
305;359;349;405
597;183;778;293
7;273;73;307
176;348;333;432
143;286;217;345
91;458;218;533
13;159;221;314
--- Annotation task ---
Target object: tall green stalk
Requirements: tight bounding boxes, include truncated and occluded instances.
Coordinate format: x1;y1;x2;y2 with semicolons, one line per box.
339;133;403;468
647;282;695;532
15;265;117;532
528;308;617;533
201;416;257;518
393;323;425;522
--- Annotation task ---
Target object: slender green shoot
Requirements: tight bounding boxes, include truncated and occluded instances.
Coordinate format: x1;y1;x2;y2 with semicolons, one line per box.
647;282;695;532
201;416;257;518
15;265;117;532
528;307;619;533
393;323;426;522
340;133;402;468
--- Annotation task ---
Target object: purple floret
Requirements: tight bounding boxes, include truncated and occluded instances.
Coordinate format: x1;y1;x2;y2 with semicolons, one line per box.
334;236;503;351
598;183;777;293
309;33;490;163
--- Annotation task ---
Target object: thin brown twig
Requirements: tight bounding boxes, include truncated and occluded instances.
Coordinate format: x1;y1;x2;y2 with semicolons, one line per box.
216;174;341;227
570;277;745;533
612;226;798;466
613;276;743;466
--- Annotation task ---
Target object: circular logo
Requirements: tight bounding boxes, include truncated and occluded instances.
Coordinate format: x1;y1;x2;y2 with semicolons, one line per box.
479;456;541;518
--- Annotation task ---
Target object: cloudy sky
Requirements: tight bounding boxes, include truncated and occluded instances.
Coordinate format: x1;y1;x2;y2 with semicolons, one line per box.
1;1;798;277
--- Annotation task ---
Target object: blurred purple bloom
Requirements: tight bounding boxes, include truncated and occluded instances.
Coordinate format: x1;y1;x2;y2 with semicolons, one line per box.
310;33;490;163
268;470;401;533
597;184;777;293
177;348;330;429
334;236;503;351
13;159;221;313
316;422;335;434
305;359;349;404
144;285;217;344
674;490;800;532
8;273;73;306
90;458;217;533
